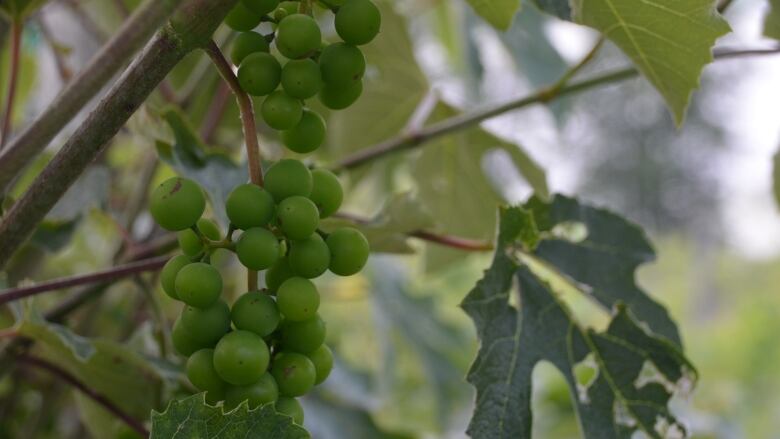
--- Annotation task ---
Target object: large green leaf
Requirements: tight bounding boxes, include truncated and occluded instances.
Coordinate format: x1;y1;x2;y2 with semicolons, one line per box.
572;0;730;124
0;0;47;19
531;0;571;19
465;0;521;30
150;394;310;438
413;103;548;270
462;206;695;438
766;0;780;39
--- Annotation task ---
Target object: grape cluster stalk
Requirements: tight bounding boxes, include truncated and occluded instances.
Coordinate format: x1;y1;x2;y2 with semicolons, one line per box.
149;0;379;425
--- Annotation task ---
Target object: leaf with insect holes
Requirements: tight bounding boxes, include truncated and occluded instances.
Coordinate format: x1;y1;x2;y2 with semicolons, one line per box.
150;394;309;438
462;206;696;438
465;0;521;30
571;0;730;124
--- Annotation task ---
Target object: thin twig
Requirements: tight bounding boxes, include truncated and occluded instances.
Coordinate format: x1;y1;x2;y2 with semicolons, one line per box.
16;354;149;437
0;255;169;305
0;20;22;149
199;82;232;143
37;17;73;82
334;46;780;171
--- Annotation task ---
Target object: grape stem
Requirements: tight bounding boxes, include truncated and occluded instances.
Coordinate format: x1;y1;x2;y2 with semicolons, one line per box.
333;45;780;171
0;19;22;150
15;354;150;437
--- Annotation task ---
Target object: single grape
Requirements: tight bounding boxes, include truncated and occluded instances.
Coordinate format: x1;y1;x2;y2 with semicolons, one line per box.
231;291;281;337
327;227;369;276
275;14;321;59
277;1;299;15
281;59;322;99
236;228;281;270
213;330;271;385
281;109;326;154
224;373;279;410
265;159;312;202
181;299;231;345
288;233;330;279
149;177;205;231
318;79;363;110
177;218;222;257
318;43;365;87
225;2;262;32
265;257;294;292
309;169;343;218
275;397;304;424
172;316;210;356
186;349;227;402
160;254;191;300
226;183;275;230
270;352;316;397
335;0;381;45
230;31;270;66
280;314;326;354
276;196;319;240
307;344;333;385
175;262;223;308
241;0;279;15
261;91;303;130
238;52;281;96
277;277;320;321
198;218;222;241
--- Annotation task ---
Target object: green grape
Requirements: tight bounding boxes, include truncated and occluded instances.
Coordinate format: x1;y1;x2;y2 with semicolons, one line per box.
224;373;279;410
275;14;321;59
318;43;365;87
318;79;363;110
277;277;320;321
238;52;282;96
265;257;294;292
261;91;303;130
172;316;210;356
213;330;271;385
181;299;231;345
265;159;312;202
230;31;270;66
273;7;288;22
160;254;190;300
175;262;223;308
277;1;299;15
226;183;275;230
281;109;326;154
335;0;381;45
288;233;330;279
275;397;304;424
186;349;227;402
225;2;263;32
307;344;333;385
231;291;281;337
149;177;205;231
236;228;281;270
177;218;222;257
270;352;316;397
241;0;279;15
309;169;343;218
276;196;319;240
327;227;369;276
281;59;322;99
280;314;326;354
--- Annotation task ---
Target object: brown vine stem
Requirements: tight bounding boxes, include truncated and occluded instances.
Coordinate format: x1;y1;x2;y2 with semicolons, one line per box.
204;39;264;291
16;354;149;437
0;255;169;306
334;46;780;171
0;19;22;150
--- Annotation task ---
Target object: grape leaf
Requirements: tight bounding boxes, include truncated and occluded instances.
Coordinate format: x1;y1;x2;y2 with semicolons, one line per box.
531;0;571;19
766;0;780;39
572;0;730;124
774;148;780;208
465;0;521;30
462;206;695;438
150;394;309;439
0;0;47;19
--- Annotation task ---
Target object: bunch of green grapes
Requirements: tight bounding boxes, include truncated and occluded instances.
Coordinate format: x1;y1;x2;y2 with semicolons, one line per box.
226;0;381;150
150;171;368;425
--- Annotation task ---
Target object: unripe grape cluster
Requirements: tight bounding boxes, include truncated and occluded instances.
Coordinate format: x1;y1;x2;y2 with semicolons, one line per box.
151;173;368;424
226;0;381;149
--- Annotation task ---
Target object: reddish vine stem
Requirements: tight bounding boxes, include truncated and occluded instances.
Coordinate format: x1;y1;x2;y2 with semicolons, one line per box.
0;255;169;305
16;354;149;437
0;20;22;150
